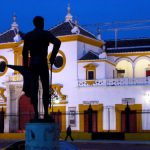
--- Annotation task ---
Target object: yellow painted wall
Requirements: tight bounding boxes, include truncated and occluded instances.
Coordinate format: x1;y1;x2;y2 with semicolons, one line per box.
115;104;142;132
79;104;103;132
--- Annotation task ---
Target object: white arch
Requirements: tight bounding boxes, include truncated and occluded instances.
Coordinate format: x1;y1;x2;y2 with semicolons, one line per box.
115;57;133;65
134;56;150;78
133;56;150;65
116;58;133;78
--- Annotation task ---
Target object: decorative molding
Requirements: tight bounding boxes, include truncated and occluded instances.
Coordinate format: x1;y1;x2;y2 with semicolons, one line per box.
108;52;150;57
0;41;23;49
48;50;66;73
78;59;115;66
79;104;103;132
0;56;8;76
115;104;142;132
0;88;6;103
52;84;67;102
58;35;103;47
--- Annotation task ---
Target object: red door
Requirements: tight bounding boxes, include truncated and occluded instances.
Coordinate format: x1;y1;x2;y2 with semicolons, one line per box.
52;111;62;131
84;110;97;132
121;110;137;132
146;70;150;77
19;94;34;130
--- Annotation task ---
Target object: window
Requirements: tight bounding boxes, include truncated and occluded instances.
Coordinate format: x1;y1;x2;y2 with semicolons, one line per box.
84;63;97;85
87;71;94;80
84;63;97;80
117;69;125;78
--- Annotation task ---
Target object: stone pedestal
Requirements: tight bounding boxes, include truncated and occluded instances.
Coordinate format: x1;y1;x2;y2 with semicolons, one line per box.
25;122;59;150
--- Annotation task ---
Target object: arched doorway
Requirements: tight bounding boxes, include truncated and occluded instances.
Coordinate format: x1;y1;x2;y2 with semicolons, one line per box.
116;60;133;78
134;58;150;78
19;94;34;130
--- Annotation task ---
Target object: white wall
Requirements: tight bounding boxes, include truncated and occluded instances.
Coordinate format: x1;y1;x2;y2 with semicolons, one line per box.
76;85;150;130
0;48;14;87
77;41;102;60
105;63;115;79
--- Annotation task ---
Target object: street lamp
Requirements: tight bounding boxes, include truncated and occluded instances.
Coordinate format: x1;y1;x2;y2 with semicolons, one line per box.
50;90;61;113
145;92;150;104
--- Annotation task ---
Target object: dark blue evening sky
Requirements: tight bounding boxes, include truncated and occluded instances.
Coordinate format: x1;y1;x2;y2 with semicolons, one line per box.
1;0;150;40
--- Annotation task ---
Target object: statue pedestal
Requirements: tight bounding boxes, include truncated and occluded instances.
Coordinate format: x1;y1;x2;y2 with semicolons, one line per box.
25;121;59;150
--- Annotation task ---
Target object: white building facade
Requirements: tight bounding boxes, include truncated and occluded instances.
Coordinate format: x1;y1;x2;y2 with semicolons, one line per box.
0;7;150;133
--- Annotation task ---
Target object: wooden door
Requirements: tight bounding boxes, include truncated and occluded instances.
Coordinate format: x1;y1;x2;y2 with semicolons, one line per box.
121;110;137;132
52;111;62;131
84;110;97;132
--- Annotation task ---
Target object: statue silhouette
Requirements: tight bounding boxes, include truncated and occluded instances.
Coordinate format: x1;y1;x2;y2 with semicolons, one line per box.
22;16;61;119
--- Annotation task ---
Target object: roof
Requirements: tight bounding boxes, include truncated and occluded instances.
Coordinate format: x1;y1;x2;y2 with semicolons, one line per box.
106;38;150;53
79;51;99;60
49;21;96;40
0;29;24;44
106;38;150;48
0;29;17;43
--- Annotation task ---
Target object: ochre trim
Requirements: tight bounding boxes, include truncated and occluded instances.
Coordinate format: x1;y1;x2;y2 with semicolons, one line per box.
58;35;103;47
0;41;23;49
48;106;66;131
133;55;150;63
84;63;96;85
48;50;66;73
79;104;103;132
0;56;8;76
78;59;116;66
108;52;150;57
115;56;134;63
51;84;67;102
115;104;142;132
13;47;23;74
0;88;6;103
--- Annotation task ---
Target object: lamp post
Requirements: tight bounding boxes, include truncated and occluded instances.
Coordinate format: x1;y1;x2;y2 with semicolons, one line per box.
51;96;60;113
50;88;61;113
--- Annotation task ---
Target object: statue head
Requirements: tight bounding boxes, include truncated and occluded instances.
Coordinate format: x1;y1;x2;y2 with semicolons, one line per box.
33;16;44;29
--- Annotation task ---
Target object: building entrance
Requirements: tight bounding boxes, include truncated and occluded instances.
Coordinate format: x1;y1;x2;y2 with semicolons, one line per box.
84;110;97;132
121;110;137;132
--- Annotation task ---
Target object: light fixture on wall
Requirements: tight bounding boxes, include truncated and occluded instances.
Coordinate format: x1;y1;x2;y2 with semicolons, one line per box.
144;92;150;104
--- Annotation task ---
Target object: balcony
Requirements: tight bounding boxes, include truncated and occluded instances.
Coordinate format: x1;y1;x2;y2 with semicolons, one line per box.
78;77;150;87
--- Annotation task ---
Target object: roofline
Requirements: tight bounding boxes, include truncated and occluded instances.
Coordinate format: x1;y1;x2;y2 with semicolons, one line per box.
0;28;16;37
48;22;65;31
58;34;104;47
107;52;150;57
78;59;115;66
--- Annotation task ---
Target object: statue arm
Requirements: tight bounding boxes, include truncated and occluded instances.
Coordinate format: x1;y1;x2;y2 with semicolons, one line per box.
48;32;61;66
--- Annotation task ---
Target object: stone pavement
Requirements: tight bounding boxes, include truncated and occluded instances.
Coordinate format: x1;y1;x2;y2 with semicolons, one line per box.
71;140;150;150
1;139;150;150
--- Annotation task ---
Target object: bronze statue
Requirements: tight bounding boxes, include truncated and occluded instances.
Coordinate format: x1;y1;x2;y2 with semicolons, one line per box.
22;16;61;119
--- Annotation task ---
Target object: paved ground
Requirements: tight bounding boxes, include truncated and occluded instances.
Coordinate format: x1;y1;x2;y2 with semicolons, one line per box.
1;140;150;150
72;140;150;150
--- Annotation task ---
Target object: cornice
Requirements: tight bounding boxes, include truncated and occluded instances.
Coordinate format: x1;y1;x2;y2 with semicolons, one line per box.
107;52;150;57
58;35;103;47
0;41;23;49
78;59;116;66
